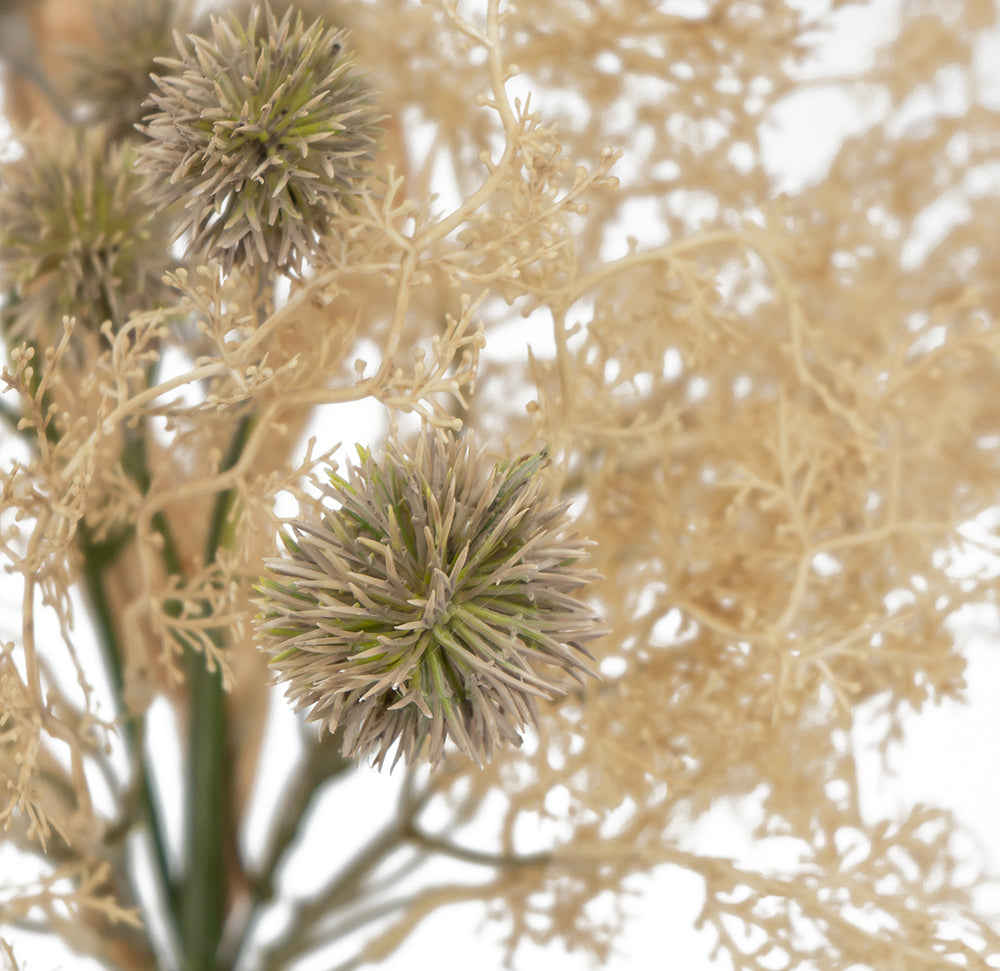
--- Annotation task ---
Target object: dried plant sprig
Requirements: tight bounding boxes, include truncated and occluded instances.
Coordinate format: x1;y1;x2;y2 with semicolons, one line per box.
255;428;603;768
136;1;381;274
0;129;173;342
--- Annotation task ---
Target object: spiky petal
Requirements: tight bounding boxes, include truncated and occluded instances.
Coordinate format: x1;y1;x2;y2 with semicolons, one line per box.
255;429;603;769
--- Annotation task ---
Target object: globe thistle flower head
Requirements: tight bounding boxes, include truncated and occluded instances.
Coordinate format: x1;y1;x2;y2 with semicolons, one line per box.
0;128;173;342
255;430;603;770
136;2;381;274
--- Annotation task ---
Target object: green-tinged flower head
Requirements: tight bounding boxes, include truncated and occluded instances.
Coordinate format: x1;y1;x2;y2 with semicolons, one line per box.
72;0;196;142
0;128;174;342
255;429;603;769
136;1;381;274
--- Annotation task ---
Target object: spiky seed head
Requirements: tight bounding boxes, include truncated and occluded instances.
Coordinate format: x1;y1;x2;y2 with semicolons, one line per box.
0;128;173;342
136;1;380;274
255;429;603;769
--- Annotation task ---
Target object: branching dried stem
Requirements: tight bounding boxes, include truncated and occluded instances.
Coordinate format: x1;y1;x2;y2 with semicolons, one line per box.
2;0;1000;968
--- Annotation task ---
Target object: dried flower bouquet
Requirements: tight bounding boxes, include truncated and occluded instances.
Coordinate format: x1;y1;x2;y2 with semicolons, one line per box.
1;1;999;969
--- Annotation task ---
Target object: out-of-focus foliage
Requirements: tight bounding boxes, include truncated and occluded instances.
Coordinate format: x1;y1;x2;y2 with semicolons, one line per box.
0;128;174;340
1;0;999;969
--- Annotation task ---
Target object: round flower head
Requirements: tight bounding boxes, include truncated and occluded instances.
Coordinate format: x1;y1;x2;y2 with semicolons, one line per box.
136;2;380;274
73;0;197;143
255;430;603;769
0;128;173;342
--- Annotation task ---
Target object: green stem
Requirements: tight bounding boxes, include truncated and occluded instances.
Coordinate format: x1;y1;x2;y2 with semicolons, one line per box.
182;639;227;971
78;525;177;905
126;438;224;970
180;413;254;971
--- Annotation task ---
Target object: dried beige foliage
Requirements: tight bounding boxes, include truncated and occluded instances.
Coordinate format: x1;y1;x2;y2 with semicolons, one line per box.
1;0;999;969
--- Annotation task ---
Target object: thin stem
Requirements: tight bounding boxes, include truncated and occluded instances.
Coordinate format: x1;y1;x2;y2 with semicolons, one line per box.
259;820;407;969
404;823;552;869
411;0;517;251
254;735;354;898
77;524;177;912
6;326;181;958
285;891;427;964
258;775;437;970
223;733;354;969
59;362;229;483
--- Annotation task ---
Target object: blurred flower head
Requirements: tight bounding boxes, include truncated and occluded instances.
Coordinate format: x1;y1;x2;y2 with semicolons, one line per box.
136;1;380;274
0;128;173;342
255;429;603;769
72;0;196;142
